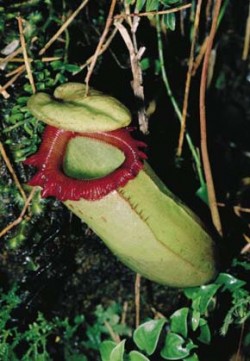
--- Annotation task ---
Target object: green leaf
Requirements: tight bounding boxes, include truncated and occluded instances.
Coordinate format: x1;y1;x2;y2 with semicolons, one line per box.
100;340;117;361
110;340;126;361
64;64;81;73
215;71;226;90
170;308;189;338
184;353;199;361
215;273;246;292
183;288;200;299
133;318;166;355
160;0;180;4
136;0;146;11
50;60;64;70
196;184;209;205
191;310;200;332
8;113;24;123
146;0;159;12
232;259;250;270
126;0;135;5
129;350;150;361
154;59;161;75
140;57;151;71
161;333;197;360
197;319;211;345
184;285;220;314
163;13;176;31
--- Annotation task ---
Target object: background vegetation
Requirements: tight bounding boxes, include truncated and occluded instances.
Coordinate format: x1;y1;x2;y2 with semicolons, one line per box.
0;0;249;360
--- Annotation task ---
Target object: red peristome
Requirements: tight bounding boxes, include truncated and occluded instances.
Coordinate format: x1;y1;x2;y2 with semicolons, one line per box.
24;125;147;201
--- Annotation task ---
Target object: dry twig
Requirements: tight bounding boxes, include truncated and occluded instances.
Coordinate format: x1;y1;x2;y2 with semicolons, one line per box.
151;307;166;319
177;0;203;157
6;64;26;78
242;1;250;60
78;26;119;72
115;21;148;133
17;17;36;94
241;237;250;254
39;0;89;56
121;301;128;325
199;0;223;236
206;0;213;21
114;3;191;20
0;187;37;239
0;85;10;99
104;321;120;344
0;67;26;94
0;142;27;202
0;47;22;66
135;273;141;328
192;36;209;76
85;0;117;93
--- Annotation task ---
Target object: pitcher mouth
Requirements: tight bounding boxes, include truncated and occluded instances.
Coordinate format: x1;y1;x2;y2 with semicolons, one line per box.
24;125;147;201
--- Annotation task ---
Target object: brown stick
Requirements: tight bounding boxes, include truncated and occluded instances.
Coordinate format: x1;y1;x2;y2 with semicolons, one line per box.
121;301;128;325
199;0;223;236
0;67;26;94
242;1;250;60
115;21;148;133
192;36;208;76
0;85;10;99
0;47;23;66
17;17;36;94
39;0;89;56
206;0;213;20
0;142;27;202
6;64;26;78
104;321;121;343
85;0;117;93
78;26;119;72
177;0;203;157
0;187;37;239
135;273;141;328
114;3;191;19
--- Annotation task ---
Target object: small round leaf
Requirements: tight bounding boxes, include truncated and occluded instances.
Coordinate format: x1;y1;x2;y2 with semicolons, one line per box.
161;332;197;360
133;318;166;355
129;350;150;361
170;308;189;338
100;340;117;361
110;340;126;361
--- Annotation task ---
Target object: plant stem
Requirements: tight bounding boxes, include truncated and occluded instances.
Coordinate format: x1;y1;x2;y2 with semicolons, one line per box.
156;15;205;188
85;0;117;93
199;0;223;236
177;0;203;157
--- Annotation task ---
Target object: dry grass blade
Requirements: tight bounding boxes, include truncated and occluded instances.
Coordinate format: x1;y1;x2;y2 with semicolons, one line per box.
135;273;141;328
177;0;203;157
0;85;10;99
78;26;119;73
242;1;250;60
0;142;27;202
0;68;26;95
104;320;121;344
115;21;148;133
0;47;22;66
85;0;117;93
114;3;191;19
0;187;37;239
192;37;208;76
6;64;26;78
17;17;36;94
199;0;223;236
39;0;90;56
